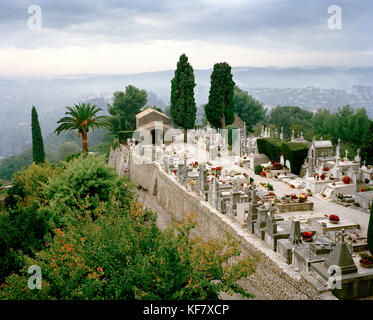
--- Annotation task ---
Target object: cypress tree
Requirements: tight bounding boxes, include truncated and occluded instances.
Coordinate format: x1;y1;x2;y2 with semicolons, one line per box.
204;62;235;128
368;204;373;256
170;54;197;142
31;106;45;164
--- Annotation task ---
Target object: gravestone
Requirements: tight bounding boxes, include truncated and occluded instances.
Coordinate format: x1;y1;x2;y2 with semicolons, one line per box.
254;205;267;240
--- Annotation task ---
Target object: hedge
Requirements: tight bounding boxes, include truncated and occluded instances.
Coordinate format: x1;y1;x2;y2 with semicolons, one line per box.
225;125;239;147
281;142;309;175
256;138;282;162
256;138;308;175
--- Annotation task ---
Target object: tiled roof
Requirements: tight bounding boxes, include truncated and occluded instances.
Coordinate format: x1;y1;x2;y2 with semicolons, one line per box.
136;108;169;119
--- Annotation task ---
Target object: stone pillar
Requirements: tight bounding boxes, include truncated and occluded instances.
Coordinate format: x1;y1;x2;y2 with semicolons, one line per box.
289;220;302;245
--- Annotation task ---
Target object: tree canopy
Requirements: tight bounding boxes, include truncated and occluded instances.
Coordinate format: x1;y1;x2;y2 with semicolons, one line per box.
204;62;235;128
31;106;45;164
55;103;110;153
233;87;266;132
170;54;197;135
108;85;148;133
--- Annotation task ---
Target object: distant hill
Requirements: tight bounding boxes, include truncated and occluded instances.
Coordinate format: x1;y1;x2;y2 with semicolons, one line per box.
0;66;372;157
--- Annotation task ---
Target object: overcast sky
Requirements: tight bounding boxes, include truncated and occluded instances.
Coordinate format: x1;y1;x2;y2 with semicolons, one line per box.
0;0;372;76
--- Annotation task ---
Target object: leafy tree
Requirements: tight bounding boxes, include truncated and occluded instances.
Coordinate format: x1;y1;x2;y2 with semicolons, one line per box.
31;106;45;164
266;106;313;139
170;54;197;142
0;204;52;283
204;62;235;128
107;85;147;133
0;149;33;181
44;154;133;215
55;103;110;153
0;156;257;300
233;87;265;132
362;121;373;165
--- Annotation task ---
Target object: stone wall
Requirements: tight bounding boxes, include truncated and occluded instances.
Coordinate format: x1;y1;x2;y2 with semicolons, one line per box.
109;145;337;300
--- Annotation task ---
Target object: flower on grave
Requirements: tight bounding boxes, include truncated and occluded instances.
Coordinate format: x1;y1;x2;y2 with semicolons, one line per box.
217;166;222;171
285;194;291;198
290;194;298;200
290;184;295;189
270;160;275;164
250;177;254;183
329;214;340;222
173;170;177;174
323;167;330;171
243;172;247;176
342;176;352;184
320;173;326;180
365;178;370;184
272;163;283;170
361;189;367;192
243;156;247;160
302;231;313;242
298;193;308;202
360;256;373;266
260;171;267;177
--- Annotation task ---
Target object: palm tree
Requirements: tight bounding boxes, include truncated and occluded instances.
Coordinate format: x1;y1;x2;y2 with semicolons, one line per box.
55;103;111;153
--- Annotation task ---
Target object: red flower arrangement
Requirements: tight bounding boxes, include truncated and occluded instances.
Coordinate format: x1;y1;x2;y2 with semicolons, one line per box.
260;171;267;177
361;189;367;192
320;173;326;180
329;214;340;223
173;169;177;174
270;160;276;164
243;172;248;177
360;256;373;268
342;176;352;184
290;184;295;189
302;231;313;242
216;166;222;171
323;167;330;171
272;163;283;170
290;194;298;200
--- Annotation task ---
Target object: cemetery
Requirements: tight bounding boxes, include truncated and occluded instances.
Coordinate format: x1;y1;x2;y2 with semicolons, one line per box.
109;115;373;300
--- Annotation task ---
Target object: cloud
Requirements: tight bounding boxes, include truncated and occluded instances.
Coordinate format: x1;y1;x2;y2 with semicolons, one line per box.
0;0;371;74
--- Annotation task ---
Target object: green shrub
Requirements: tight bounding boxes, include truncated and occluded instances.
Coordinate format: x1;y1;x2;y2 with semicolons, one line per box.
225;124;239;147
44;154;134;216
0;209;256;300
254;165;263;175
256;138;308;175
256;138;282;162
0;203;52;283
281;142;308;175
